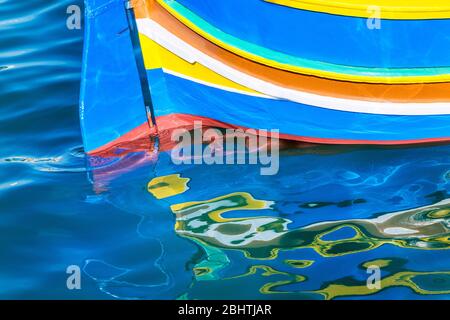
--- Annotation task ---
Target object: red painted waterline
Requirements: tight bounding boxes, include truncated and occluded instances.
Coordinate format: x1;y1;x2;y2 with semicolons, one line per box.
88;113;450;156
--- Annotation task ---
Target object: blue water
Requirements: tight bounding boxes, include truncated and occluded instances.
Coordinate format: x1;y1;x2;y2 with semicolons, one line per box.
1;0;450;300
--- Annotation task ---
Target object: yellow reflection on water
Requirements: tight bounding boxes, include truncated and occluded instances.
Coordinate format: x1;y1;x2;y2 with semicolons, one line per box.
147;180;450;299
147;174;190;199
169;192;450;259
314;260;450;300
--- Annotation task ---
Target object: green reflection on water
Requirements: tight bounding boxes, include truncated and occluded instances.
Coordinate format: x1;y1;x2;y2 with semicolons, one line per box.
170;193;450;259
148;176;450;299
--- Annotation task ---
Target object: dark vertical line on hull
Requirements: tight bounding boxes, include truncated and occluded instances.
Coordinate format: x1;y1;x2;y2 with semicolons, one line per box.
125;1;158;133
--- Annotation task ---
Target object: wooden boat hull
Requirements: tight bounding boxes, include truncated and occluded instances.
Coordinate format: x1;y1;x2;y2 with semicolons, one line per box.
80;0;450;155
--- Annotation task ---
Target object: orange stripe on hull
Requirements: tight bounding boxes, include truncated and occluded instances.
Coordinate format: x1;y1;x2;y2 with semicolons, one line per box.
132;0;450;103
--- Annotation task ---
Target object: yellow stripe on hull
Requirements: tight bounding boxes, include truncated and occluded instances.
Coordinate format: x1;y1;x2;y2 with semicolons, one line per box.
139;33;263;95
266;0;450;20
155;0;450;84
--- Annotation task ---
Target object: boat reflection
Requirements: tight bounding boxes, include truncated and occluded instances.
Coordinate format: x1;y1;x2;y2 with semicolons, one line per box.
84;132;450;299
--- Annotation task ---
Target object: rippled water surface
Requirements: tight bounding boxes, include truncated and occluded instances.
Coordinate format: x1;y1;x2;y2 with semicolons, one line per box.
1;0;450;299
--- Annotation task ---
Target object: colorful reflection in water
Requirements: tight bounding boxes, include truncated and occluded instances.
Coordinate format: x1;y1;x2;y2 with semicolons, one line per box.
85;140;450;300
4;0;448;300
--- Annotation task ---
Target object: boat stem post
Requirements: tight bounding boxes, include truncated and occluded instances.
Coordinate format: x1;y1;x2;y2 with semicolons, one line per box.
125;0;158;135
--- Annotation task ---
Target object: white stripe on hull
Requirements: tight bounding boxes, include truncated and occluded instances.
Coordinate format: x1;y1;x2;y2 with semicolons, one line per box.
136;18;450;116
